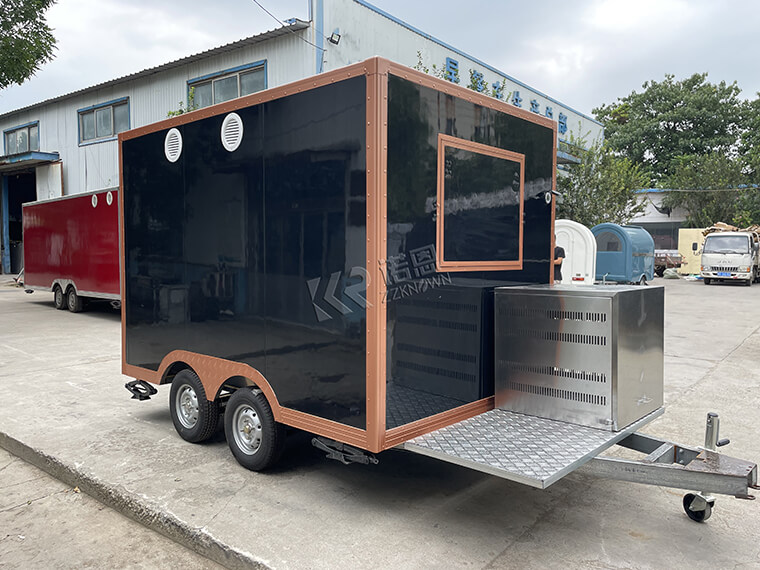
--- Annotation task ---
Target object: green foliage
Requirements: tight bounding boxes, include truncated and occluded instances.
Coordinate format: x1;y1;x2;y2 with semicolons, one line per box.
167;87;197;117
412;51;446;80
662;153;755;226
593;73;744;184
741;97;760;180
0;0;57;89
467;69;490;96
557;138;647;228
733;188;760;228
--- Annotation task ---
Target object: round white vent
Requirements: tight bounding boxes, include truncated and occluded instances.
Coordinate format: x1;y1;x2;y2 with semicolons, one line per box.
91;194;98;208
221;113;243;152
106;191;113;206
165;128;183;162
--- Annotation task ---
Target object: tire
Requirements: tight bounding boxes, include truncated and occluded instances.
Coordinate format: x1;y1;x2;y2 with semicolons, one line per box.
683;493;712;522
225;388;285;471
746;277;752;287
66;288;84;312
169;369;219;443
703;278;711;285
53;286;66;310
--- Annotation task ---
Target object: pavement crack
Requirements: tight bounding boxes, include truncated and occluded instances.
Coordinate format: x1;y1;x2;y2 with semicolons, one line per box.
3;474;49;490
0;489;70;514
0;457;19;473
202;481;249;530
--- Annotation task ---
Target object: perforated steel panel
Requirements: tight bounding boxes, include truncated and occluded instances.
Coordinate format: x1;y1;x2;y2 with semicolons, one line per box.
494;285;663;431
401;407;663;488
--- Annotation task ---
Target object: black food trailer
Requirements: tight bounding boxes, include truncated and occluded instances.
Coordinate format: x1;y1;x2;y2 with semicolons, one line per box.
120;57;756;522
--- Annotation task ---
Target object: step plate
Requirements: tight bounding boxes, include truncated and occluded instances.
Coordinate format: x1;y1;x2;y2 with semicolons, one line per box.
400;407;664;488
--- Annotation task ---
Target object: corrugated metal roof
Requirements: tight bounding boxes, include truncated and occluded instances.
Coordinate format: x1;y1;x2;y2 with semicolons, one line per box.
0;20;310;120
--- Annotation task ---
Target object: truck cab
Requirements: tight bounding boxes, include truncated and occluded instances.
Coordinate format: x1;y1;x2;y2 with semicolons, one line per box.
700;231;760;286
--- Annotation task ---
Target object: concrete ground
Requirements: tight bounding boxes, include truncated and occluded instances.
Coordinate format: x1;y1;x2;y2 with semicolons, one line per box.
0;277;758;569
0;446;224;569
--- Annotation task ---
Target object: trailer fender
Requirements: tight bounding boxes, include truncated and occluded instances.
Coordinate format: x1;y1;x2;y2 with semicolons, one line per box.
156;350;282;421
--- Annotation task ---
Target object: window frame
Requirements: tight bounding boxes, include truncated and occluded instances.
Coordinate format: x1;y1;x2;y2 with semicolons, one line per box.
187;60;268;110
3;121;40;156
77;97;130;146
435;133;525;272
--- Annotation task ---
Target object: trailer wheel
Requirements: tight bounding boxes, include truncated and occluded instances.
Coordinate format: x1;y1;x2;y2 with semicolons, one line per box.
169;369;219;443
53;286;66;310
225;388;285;471
66;288;83;313
683;493;713;522
703;278;711;285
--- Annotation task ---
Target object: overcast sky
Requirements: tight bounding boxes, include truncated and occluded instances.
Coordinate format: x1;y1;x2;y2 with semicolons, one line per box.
1;0;757;117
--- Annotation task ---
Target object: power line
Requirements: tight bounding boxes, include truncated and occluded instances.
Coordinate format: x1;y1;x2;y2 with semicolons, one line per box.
251;0;326;52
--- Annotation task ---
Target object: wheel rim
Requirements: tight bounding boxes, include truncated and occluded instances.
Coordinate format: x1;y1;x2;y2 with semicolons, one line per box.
175;385;199;429
232;404;262;455
67;291;74;310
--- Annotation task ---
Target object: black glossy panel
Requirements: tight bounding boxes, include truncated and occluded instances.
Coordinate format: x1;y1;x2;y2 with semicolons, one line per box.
123;77;367;429
441;145;522;263
385;75;555;426
262;77;367;428
122;129;186;370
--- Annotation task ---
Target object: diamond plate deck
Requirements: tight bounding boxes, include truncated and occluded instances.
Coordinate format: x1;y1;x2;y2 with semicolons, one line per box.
400;407;664;488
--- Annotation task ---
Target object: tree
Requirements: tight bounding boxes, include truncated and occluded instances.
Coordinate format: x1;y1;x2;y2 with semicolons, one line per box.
557;139;647;228
0;0;57;90
740;96;760;180
593;73;744;185
661;153;749;227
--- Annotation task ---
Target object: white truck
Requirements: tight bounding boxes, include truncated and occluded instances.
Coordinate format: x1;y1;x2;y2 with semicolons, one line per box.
701;228;760;286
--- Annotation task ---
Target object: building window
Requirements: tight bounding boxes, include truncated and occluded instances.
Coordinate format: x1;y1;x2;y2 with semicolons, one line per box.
4;122;39;155
78;98;129;144
189;62;266;109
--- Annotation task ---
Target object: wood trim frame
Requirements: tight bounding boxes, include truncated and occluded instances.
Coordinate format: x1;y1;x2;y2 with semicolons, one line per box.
385;397;494;448
435;134;525;272
118;60;385;452
118;57;558;455
365;59;389;453
373;60;558;446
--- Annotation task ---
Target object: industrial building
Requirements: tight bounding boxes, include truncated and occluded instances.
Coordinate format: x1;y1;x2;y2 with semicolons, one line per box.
0;0;603;274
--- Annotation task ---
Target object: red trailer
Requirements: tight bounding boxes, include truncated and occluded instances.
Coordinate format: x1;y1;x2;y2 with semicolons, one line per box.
22;188;119;311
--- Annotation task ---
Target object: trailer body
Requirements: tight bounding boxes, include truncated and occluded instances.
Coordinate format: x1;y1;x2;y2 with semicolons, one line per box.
23;189;120;310
119;59;757;517
592;223;655;284
554;218;596;284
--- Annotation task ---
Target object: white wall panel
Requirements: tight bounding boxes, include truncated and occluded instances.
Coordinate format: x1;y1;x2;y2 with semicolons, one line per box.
35;162;63;200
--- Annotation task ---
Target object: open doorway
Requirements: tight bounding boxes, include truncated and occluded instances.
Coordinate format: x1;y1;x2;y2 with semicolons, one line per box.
2;171;37;274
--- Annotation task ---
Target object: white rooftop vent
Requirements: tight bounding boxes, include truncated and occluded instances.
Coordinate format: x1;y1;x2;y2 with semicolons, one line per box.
164;128;182;163
221;113;243;152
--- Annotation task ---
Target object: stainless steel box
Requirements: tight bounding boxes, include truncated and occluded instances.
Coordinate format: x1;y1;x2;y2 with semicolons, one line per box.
494;285;664;431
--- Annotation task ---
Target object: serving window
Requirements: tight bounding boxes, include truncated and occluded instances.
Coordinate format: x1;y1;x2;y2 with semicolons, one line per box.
435;134;525;271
